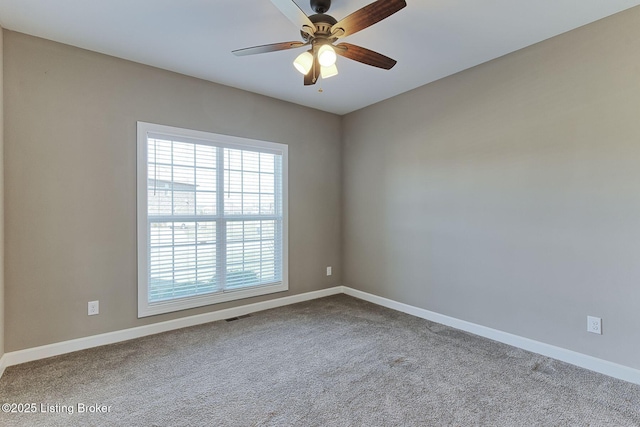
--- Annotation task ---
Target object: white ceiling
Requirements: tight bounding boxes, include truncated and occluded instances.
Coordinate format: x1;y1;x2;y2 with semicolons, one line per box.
1;0;639;115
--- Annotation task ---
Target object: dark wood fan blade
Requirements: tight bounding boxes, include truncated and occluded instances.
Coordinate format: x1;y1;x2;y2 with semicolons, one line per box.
232;41;306;56
304;54;320;85
271;0;316;35
335;43;397;69
331;0;406;38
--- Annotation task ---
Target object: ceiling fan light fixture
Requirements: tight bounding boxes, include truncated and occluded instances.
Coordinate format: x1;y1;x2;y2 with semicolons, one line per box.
293;51;314;75
321;63;338;79
233;0;407;86
318;44;337;67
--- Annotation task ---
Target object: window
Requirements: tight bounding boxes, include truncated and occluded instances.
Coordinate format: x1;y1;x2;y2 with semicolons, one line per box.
137;122;288;317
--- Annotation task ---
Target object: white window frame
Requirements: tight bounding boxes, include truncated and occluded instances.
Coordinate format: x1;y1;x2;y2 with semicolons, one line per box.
137;122;288;317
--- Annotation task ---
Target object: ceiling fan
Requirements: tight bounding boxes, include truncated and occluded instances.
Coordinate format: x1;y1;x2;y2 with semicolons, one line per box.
232;0;407;85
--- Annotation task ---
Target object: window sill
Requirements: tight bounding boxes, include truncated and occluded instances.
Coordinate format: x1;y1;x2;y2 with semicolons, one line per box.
138;281;288;318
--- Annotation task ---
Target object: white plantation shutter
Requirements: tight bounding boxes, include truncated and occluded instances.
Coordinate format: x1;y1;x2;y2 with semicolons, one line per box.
137;122;288;317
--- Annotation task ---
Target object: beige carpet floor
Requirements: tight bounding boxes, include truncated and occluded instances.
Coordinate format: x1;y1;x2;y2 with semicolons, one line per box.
1;294;639;426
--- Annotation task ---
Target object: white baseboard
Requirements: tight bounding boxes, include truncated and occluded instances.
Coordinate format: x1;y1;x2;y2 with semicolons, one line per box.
342;286;640;386
1;286;343;372
0;353;7;379
3;285;639;386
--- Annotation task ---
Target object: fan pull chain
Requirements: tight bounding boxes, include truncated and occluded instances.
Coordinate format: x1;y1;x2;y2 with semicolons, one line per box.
313;53;318;84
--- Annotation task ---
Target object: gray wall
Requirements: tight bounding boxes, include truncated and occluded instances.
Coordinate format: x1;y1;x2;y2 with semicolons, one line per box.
342;6;640;369
4;31;342;352
0;27;4;358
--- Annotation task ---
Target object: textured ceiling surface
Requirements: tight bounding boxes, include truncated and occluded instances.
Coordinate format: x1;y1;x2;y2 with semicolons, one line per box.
1;0;639;114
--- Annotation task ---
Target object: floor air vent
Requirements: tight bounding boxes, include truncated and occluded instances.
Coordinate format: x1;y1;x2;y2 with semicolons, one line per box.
225;314;252;322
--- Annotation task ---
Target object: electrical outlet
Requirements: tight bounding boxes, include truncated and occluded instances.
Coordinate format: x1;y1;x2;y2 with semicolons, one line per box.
587;316;602;334
88;300;99;316
326;266;332;276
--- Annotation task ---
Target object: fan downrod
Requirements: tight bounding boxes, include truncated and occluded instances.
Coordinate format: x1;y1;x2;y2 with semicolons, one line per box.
310;0;331;14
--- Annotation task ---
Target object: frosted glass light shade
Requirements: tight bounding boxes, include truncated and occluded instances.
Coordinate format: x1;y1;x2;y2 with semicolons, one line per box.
318;44;337;67
321;64;338;79
293;51;314;75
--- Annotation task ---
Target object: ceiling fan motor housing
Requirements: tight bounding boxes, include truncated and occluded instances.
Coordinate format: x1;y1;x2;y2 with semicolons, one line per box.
310;0;332;14
301;13;338;41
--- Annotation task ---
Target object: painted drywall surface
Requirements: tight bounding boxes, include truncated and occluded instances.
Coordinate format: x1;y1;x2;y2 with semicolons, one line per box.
343;6;640;369
3;31;342;352
0;27;5;358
